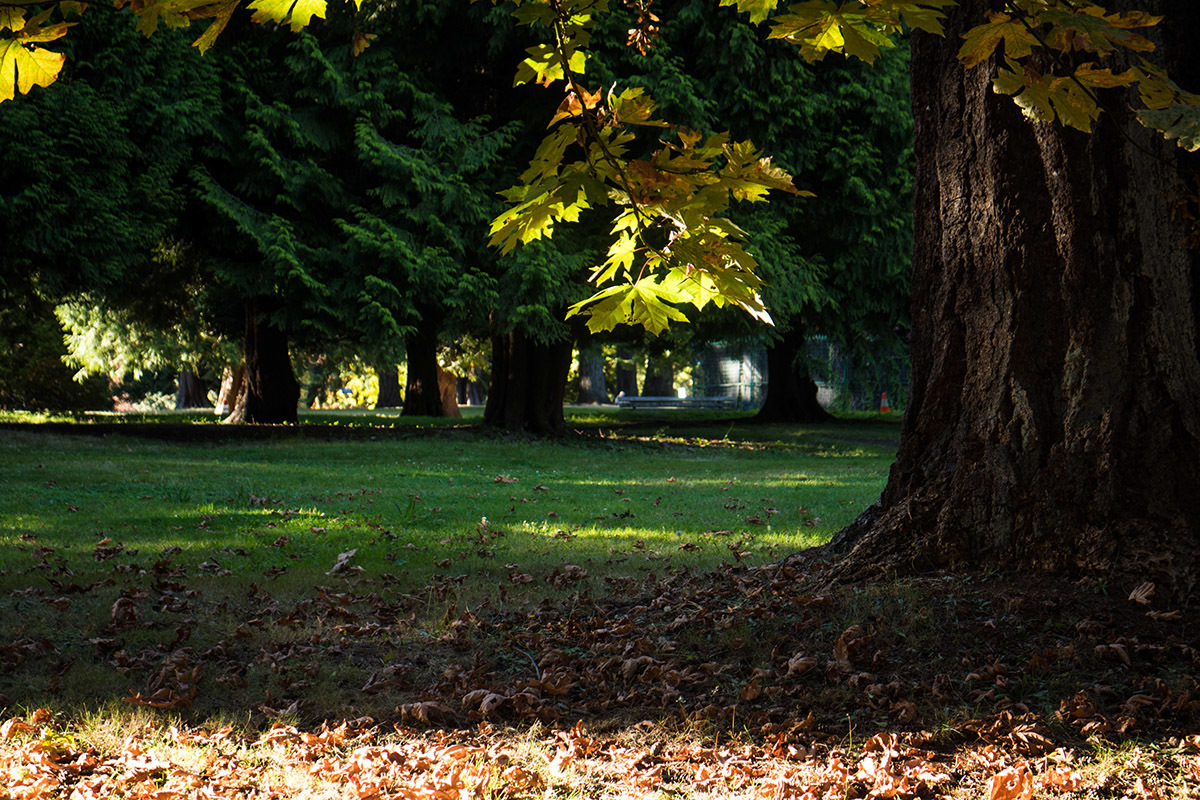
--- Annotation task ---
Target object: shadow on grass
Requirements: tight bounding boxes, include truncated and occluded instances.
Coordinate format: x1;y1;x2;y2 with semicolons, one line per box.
1;554;1196;798
5;417;1192;795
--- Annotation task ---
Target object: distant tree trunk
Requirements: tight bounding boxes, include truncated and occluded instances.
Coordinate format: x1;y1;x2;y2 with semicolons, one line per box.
175;367;212;410
754;325;832;423
225;376;248;423
467;375;486;405
827;0;1200;600
302;357;331;408
437;367;462;418
484;330;572;433
576;344;609;404
614;345;639;396
217;364;245;422
402;326;448;417
642;351;675;397
375;362;403;408
242;296;299;425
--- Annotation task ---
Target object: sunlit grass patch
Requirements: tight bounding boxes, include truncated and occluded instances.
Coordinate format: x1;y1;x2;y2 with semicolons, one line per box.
0;422;893;588
3;705;1196;799
0;420;896;722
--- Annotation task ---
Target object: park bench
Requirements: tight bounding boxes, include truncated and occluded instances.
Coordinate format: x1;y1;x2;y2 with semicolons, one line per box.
616;395;737;411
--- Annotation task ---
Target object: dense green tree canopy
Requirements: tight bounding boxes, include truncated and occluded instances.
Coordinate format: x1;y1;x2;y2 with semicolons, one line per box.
7;0;1194;337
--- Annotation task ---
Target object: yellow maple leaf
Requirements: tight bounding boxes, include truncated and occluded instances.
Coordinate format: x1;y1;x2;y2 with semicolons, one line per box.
248;0;325;32
0;37;66;102
0;7;25;31
190;0;240;54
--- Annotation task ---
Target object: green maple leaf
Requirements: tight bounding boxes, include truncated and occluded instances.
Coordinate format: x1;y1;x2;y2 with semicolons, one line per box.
629;277;691;336
766;2;894;63
248;0;325;32
838;20;885;63
1138;104;1200;151
611;87;668;127
569;276;691;335
511;2;558;27
992;58;1051;122
597;230;639;282
897;0;955;36
519;127;575;184
489;174;596;254
1012;81;1052;123
1134;60;1200;111
1047;78;1099;132
1039;7;1156;54
1072;63;1137;91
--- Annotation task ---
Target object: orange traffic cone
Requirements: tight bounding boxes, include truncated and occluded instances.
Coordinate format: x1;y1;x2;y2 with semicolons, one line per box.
879;392;890;413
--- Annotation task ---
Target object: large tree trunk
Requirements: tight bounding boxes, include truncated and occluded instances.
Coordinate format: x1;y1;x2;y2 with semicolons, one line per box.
242;296;300;425
402;326;453;417
753;325;832;423
484;330;572;434
375;362;403;408
576;344;609;404
829;0;1200;600
175;367;212;410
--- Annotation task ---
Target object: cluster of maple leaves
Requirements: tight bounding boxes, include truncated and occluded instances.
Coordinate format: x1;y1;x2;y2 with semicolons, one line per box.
4;540;1200;798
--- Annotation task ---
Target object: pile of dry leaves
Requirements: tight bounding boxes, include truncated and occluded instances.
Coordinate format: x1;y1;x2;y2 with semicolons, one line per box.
3;551;1199;798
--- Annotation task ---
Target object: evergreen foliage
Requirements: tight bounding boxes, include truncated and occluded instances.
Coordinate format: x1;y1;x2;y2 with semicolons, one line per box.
0;12;217;302
586;1;912;404
0;285;111;410
192;4;534;368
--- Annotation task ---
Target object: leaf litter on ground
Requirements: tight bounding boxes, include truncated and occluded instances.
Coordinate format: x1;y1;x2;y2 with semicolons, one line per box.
0;422;1196;797
2;551;1198;799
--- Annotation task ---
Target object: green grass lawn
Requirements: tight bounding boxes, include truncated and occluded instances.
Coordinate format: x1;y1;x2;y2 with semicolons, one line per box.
3;414;1196;800
0;411;898;585
0;412;898;719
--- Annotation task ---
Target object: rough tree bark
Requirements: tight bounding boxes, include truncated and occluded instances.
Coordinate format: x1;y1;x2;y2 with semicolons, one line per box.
216;364;245;422
828;0;1200;599
484;330;572;434
241;296;300;425
753;325;832;423
402;326;458;417
375;362;403;408
175;367;212;410
437;367;462;418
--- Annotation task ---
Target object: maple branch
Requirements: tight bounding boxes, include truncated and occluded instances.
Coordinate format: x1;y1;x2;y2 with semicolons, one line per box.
546;0;671;280
546;5;642;208
1000;0;1175;165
